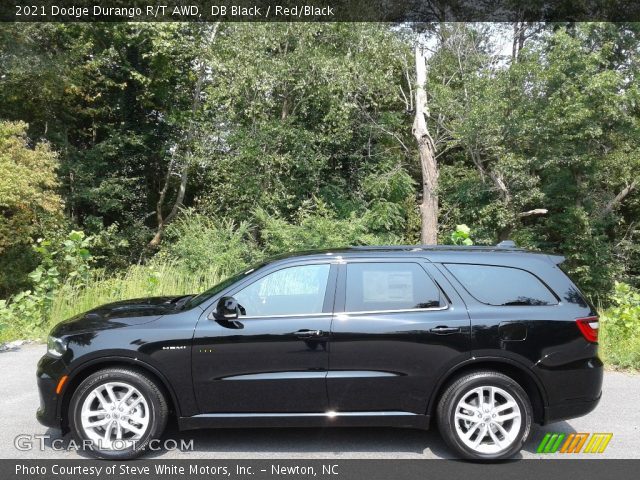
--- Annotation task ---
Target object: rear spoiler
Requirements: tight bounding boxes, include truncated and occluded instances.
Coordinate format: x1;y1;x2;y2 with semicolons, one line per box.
548;254;565;265
497;240;565;265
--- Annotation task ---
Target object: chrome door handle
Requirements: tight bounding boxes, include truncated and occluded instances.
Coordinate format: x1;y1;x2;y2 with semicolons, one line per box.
295;329;322;338
430;326;460;335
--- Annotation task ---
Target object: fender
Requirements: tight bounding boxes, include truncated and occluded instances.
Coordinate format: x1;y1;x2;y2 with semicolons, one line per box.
425;354;549;417
57;353;184;423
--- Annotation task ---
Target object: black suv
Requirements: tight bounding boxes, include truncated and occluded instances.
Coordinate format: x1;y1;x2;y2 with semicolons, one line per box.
37;244;602;460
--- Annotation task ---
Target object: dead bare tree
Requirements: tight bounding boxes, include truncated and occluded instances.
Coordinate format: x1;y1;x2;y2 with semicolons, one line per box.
412;43;439;245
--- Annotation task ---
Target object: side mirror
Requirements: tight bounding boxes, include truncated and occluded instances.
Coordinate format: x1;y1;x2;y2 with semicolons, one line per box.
214;296;243;320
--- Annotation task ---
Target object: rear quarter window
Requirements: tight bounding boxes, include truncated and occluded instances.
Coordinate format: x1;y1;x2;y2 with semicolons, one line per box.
444;263;558;306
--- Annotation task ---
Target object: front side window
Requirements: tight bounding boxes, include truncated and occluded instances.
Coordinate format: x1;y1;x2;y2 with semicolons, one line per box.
445;263;558;306
345;262;443;312
234;264;330;317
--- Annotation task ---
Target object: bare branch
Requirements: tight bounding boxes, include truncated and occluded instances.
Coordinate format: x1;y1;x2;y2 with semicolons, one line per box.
357;100;410;154
519;208;548;218
402;55;414;112
600;180;638;218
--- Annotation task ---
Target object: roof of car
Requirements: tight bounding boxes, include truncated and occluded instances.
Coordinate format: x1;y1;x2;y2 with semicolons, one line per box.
267;244;564;265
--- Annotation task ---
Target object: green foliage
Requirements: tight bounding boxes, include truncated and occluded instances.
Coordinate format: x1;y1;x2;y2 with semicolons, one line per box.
450;224;473;246
0;23;210;271
157;210;261;276
255;201;401;256
0;261;223;343
0;121;64;296
431;23;640;300
0;245;39;299
0;231;92;335
601;282;640;369
157;202;400;279
1;22;640;369
196;23;412;226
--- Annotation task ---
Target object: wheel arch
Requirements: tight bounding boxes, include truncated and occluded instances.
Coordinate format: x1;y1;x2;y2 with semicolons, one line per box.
58;356;180;431
427;357;548;424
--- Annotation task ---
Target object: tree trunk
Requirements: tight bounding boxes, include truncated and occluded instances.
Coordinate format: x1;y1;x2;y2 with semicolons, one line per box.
149;21;220;247
412;44;438;245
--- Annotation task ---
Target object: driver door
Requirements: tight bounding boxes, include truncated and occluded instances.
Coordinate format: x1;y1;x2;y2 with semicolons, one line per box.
192;261;337;413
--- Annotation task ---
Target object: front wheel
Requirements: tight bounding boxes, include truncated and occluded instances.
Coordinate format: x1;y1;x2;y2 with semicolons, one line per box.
436;371;532;460
69;367;168;459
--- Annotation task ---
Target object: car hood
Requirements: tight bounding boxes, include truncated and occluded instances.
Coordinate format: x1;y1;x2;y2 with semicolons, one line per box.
53;296;186;336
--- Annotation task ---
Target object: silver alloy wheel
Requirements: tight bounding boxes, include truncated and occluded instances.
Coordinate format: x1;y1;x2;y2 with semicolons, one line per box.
80;381;150;450
453;385;522;455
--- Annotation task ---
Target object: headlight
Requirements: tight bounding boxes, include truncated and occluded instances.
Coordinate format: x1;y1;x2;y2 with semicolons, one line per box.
47;336;67;357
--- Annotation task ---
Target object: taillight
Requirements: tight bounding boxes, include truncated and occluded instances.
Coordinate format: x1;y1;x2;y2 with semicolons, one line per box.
576;316;599;343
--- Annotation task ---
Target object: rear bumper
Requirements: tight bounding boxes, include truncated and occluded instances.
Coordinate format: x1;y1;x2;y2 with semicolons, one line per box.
544;394;601;424
535;355;604;425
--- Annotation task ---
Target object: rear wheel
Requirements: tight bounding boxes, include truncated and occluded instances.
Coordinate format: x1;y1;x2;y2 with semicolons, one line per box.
437;371;532;460
69;367;168;459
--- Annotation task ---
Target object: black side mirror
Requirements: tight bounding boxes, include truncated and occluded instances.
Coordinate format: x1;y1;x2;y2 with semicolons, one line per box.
214;296;244;320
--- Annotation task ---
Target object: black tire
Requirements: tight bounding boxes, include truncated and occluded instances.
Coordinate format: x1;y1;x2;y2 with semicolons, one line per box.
436;370;532;460
69;367;168;459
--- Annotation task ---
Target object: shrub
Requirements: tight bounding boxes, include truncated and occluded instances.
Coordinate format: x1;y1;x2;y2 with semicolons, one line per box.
254;200;401;256
0;230;92;337
0;121;64;297
157;210;262;277
600;282;640;370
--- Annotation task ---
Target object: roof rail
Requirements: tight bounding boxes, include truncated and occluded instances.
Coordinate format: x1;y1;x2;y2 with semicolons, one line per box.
496;240;517;248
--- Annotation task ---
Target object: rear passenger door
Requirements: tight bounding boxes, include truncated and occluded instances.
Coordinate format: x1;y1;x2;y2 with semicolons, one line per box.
327;259;471;414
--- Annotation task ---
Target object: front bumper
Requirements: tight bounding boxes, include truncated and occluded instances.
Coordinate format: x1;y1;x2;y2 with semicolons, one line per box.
36;354;68;429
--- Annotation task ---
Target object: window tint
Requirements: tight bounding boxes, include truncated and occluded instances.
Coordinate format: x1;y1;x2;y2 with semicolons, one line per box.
445;264;557;306
234;264;330;317
345;263;442;312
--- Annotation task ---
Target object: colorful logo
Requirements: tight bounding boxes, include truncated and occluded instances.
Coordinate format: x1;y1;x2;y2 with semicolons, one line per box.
537;432;613;454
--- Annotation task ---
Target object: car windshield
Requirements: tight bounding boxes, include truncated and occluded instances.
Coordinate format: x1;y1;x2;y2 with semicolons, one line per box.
182;262;268;310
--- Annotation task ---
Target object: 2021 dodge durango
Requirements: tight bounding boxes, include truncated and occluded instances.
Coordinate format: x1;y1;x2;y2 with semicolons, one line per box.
37;244;603;460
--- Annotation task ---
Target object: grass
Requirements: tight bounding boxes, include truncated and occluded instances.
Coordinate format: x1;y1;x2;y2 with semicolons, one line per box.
0;262;223;342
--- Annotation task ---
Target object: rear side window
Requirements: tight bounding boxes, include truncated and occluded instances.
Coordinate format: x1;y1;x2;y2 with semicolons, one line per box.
445;264;557;306
345;262;443;312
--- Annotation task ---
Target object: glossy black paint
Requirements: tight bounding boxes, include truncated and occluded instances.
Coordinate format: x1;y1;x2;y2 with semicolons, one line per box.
327;260;472;414
37;245;602;433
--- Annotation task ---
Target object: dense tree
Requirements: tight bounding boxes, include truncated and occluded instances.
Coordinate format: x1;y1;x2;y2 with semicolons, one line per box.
0;23;206;259
429;23;640;298
193;23;413;229
0;22;638;303
0;121;63;296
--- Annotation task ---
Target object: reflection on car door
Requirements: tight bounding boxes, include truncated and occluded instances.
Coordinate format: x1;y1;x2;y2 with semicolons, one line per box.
327;259;471;414
192;262;337;413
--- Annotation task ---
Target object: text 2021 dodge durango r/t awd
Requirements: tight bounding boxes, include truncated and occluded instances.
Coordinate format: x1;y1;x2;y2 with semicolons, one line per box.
37;244;603;460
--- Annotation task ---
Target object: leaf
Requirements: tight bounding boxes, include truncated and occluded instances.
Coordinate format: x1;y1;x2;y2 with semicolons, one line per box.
456;224;471;235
